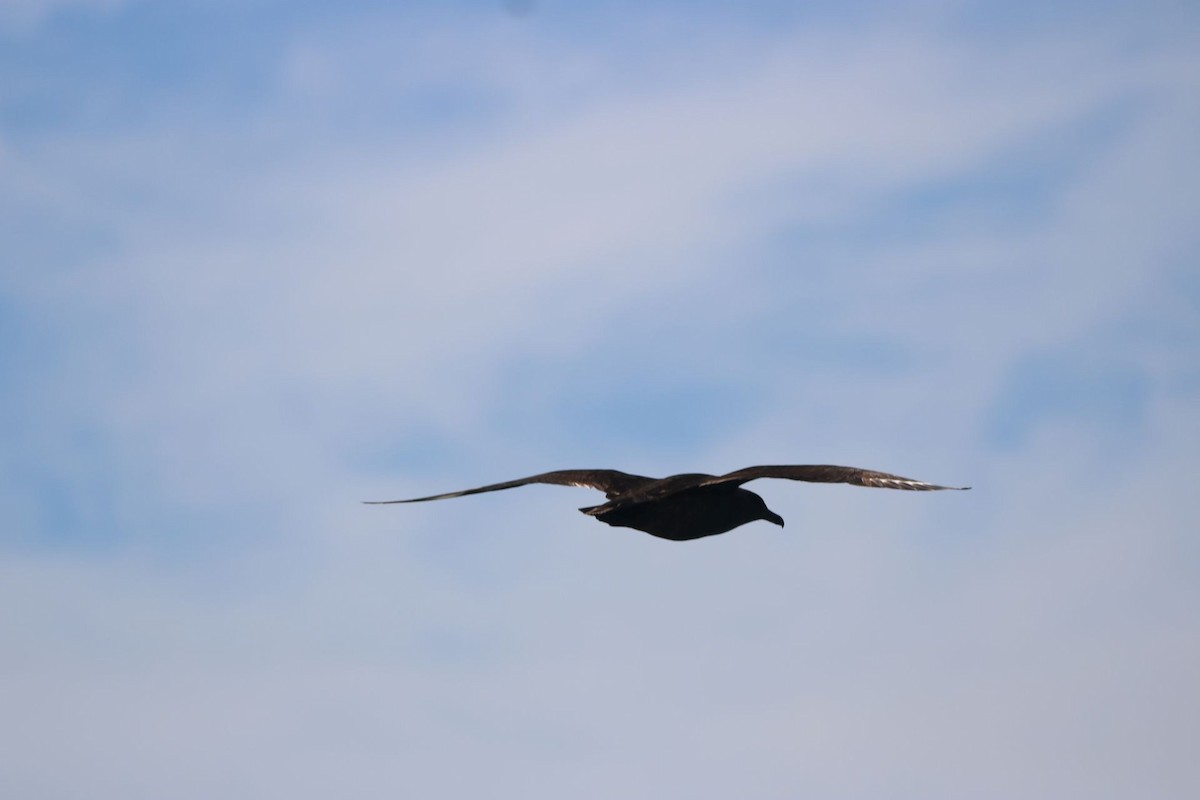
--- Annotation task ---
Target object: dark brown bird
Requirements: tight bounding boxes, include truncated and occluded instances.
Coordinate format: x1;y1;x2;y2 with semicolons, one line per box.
365;464;969;541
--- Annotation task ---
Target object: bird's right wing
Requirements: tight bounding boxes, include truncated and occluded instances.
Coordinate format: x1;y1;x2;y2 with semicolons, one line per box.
701;465;970;491
363;469;653;504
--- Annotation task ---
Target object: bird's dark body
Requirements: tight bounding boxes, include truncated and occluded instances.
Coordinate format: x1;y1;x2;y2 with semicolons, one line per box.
365;463;967;541
583;484;783;541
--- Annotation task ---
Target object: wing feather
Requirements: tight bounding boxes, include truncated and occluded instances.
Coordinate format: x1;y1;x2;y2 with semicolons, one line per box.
363;469;652;504
702;465;969;492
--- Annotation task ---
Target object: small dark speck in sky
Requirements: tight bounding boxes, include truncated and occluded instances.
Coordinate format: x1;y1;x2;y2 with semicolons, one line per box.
502;0;538;18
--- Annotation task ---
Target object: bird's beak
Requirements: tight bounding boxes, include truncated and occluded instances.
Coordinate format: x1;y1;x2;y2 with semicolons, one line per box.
766;511;785;527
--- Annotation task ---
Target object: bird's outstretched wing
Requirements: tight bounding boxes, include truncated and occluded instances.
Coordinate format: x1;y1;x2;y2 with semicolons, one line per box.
363;469;653;504
700;465;970;492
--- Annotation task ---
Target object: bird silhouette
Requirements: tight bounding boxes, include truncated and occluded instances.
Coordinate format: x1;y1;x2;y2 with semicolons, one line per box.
365;464;968;541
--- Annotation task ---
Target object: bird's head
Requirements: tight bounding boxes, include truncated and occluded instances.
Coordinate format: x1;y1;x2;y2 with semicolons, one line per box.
734;491;782;527
746;493;784;527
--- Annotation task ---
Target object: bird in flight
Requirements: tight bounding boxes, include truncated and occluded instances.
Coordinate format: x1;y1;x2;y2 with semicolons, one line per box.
365;464;969;541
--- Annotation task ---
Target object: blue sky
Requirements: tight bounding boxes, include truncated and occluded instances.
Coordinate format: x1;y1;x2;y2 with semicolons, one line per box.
2;1;1198;797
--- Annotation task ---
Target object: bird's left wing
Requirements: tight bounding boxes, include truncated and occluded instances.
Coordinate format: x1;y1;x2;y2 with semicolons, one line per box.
364;469;653;504
700;465;970;491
